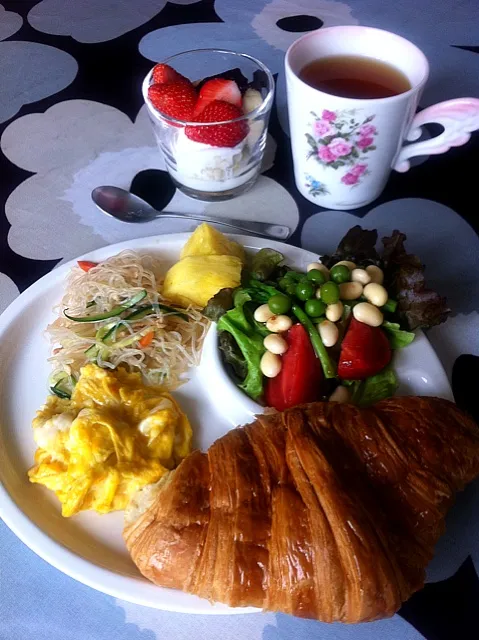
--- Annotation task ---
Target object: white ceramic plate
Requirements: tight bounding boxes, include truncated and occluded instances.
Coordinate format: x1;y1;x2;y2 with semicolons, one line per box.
0;233;453;614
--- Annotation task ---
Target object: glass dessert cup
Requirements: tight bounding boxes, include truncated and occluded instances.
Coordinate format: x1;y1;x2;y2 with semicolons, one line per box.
142;49;275;202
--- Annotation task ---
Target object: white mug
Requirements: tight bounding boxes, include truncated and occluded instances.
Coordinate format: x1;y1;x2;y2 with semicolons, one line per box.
285;26;479;210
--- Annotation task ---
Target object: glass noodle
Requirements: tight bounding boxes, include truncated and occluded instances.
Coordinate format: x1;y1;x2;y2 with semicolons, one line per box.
47;250;209;389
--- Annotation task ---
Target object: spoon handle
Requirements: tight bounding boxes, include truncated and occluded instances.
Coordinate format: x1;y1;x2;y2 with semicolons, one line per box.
160;212;291;240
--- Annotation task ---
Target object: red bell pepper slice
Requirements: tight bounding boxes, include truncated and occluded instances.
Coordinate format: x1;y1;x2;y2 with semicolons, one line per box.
338;317;391;380
78;260;98;272
265;323;323;411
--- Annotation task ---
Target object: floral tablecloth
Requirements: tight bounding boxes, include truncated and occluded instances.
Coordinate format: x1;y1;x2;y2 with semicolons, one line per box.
1;2;478;639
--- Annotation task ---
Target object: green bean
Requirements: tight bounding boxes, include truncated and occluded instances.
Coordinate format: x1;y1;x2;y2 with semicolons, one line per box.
292;304;336;379
382;299;398;313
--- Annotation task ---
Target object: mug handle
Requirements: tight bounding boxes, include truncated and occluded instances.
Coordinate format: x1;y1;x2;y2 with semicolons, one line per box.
393;97;479;172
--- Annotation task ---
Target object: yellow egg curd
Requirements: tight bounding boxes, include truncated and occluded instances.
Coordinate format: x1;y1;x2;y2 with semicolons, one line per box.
28;364;192;517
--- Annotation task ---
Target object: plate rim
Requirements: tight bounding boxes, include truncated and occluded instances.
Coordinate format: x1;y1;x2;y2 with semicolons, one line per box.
0;231;453;613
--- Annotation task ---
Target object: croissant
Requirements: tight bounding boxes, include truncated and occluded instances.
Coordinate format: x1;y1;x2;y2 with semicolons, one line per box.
124;397;479;621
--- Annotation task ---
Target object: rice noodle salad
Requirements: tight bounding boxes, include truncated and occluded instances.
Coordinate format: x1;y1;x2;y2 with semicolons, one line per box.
47;250;209;394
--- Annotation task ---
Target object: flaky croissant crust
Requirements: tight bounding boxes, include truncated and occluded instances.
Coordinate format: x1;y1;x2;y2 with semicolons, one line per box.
124;397;479;622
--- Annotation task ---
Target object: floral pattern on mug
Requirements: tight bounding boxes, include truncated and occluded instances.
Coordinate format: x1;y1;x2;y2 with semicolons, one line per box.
305;109;377;193
305;174;329;196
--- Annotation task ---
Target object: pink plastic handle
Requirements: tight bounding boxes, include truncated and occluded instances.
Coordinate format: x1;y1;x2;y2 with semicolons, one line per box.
393;97;479;173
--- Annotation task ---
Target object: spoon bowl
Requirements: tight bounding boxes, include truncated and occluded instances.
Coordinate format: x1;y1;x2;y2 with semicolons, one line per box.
92;186;159;223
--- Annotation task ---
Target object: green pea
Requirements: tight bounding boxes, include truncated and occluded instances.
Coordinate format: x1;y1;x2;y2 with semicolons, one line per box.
278;277;289;292
330;264;351;284
268;293;292;315
305;299;326;318
307;269;326;285
319;281;340;305
285;282;297;296
296;281;315;301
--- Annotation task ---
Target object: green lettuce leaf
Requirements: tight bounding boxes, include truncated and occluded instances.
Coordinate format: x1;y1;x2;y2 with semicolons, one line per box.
218;331;248;382
225;289;270;337
381;321;415;349
216;287;268;401
202;288;235;322
251;248;284;281
217;313;265;401
350;368;399;407
245;278;282;303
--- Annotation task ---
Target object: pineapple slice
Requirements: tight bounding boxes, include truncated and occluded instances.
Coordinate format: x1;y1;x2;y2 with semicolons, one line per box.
180;223;245;261
163;255;242;307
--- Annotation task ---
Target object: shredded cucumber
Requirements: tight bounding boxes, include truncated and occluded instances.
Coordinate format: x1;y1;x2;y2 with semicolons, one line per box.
48;371;76;399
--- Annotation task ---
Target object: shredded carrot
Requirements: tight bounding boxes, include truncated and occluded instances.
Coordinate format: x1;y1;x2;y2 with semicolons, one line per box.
138;331;154;348
78;261;98;272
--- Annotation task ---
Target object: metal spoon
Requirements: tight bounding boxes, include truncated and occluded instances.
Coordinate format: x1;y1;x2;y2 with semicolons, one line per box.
92;186;291;240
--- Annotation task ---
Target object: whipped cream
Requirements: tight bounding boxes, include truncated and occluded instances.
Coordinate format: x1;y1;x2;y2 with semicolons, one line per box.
172;129;256;192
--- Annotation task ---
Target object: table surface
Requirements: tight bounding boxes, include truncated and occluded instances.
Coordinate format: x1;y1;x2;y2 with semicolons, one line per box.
0;1;478;639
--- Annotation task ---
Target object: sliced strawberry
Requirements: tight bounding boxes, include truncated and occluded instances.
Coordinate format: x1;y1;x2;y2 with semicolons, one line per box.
338;317;391;380
152;63;189;85
193;78;242;116
185;100;248;147
148;81;197;121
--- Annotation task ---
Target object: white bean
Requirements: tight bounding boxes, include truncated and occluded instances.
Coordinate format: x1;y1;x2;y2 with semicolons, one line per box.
263;334;288;355
353;302;384;327
366;265;384;285
318;320;339;347
351;268;371;285
260;351;282;378
266;314;293;333
329;385;351;404
326;301;344;322
254;304;274;323
334;260;356;270
339;281;363;300
307;262;330;280
363;283;388;307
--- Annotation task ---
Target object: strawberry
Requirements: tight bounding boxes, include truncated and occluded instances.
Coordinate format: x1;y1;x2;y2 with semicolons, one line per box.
148;81;197;121
185;100;248;147
338;317;391;380
152;63;189;85
193;78;242;116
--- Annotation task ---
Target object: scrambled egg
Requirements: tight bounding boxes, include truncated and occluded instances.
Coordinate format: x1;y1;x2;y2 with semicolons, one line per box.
28;364;192;517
